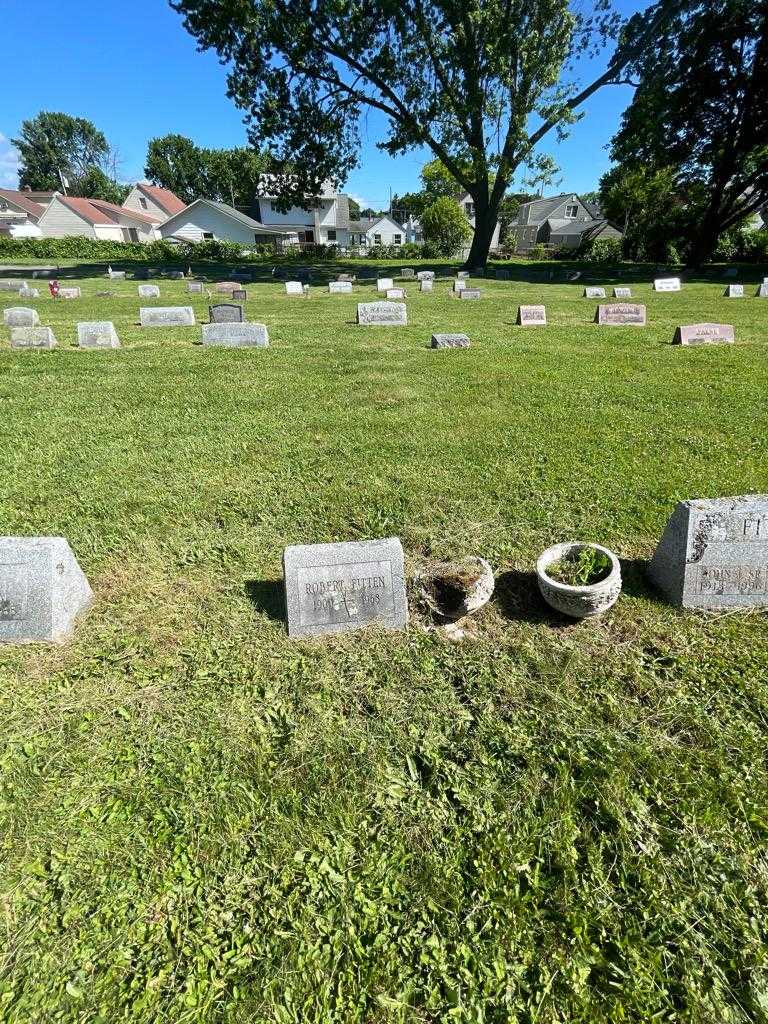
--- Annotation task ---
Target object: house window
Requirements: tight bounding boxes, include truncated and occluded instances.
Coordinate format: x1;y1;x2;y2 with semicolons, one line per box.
565;204;578;218
202;232;214;240
393;233;402;245
139;197;148;209
464;202;475;218
374;233;382;244
327;229;337;241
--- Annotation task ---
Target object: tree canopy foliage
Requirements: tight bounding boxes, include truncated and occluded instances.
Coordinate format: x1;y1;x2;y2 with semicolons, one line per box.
605;0;768;264
421;196;473;255
171;0;679;265
145;134;268;207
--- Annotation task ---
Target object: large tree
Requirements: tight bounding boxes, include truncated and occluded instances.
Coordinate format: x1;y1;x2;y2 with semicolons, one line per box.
170;0;680;266
607;0;768;265
12;111;112;193
145;134;268;207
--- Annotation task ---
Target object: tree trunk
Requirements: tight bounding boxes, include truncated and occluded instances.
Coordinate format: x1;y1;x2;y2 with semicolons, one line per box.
686;203;725;268
464;195;499;268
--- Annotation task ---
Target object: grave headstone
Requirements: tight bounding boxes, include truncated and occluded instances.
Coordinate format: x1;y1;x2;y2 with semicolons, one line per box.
757;283;768;298
495;269;510;280
3;307;39;327
596;303;647;326
215;281;240;293
283;537;407;638
167;271;185;280
386;288;406;299
517;304;546;326
584;287;606;298
649;495;768;609
673;323;734;346
0;537;93;643
431;333;470;349
209;303;244;324
420;280;434;292
0;280;24;291
653;277;681;292
457;272;470;280
201;323;269;347
376;277;394;292
337;274;355;283
357;301;407;326
10;327;57;349
59;287;81;299
453;280;467;292
417;271;435;281
18;287;39;299
460;288;481;300
613;287;632;298
77;322;120;349
232;289;248;301
724;284;744;298
138;285;160;299
329;281;353;294
400;268;415;279
187;282;204;294
285;281;304;295
139;306;195;327
107;270;126;280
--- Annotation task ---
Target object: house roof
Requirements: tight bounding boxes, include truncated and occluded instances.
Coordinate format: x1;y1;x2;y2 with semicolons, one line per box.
0;189;46;220
256;174;338;199
53;196;158;227
162;198;294;234
348;215;406;233
136;183;187;217
88;199;159;225
547;218;596;237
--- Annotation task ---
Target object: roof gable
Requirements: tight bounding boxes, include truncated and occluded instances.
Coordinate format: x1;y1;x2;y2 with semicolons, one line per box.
0;190;45;220
160;197;291;233
137;183;187;216
88;198;158;225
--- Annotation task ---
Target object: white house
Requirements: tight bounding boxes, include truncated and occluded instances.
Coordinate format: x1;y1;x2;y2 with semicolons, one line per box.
123;183;187;222
254;178;352;245
347;214;410;247
457;192;501;252
158;198;297;246
36;196;161;242
0;189;45;238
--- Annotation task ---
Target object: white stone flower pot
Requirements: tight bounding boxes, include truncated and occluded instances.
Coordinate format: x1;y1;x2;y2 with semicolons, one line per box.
418;556;495;620
536;542;622;619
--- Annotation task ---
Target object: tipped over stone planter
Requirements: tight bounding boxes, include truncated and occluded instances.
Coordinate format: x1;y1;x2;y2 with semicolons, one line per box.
418;556;495;621
536;542;622;619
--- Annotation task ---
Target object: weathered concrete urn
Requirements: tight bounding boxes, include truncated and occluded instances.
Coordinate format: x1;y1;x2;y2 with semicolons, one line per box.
536;542;622;618
418;556;495;620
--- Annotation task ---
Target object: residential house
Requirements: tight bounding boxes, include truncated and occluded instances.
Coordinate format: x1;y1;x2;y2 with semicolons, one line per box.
347;214;409;248
253;178;351;245
36;196;161;241
122;183;187;222
0;189;46;237
158;198;297;246
511;193;622;252
457;192;501;252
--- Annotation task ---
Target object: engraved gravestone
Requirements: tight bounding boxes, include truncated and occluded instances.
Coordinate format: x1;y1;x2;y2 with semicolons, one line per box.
460;288;481;300
724;284;744;297
107;270;126;280
420;279;434;292
201;323;269;347
757;284;768;298
0;537;93;643
187;282;204;294
376;277;394;292
337;273;355;283
329;281;353;294
3;307;39;327
453;280;467;292
138;284;160;298
386;288;406;299
285;281;304;295
400;268;415;278
140;306;195;327
431;333;470;349
584;287;606;298
215;281;240;293
613;287;632;298
232;289;247;301
10;327;57;349
19;288;39;299
673;323;734;346
283;537;407;637
0;280;24;291
59;287;81;299
209;304;244;324
457;272;470;280
597;303;647;326
653;277;681;292
649;495;768;609
77;322;120;349
517;305;546;325
357;301;407;326
417;271;434;281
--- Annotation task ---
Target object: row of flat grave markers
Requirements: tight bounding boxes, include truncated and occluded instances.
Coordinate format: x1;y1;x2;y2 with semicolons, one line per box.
3;494;766;642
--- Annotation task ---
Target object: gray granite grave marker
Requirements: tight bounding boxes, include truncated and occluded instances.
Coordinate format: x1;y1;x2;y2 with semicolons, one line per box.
329;281;353;294
77;322;120;349
517;305;546;326
400;268;415;279
724;284;744;297
215;281;240;293
357;301;407;326
649;495;768;609
420;279;434;292
431;333;470;349
108;270;126;280
283;537;407;637
613;287;632;298
653;277;681;292
285;281;304;295
232;289;247;301
201;323;269;347
584;287;606;298
673;323;734;346
386;287;406;299
337;273;355;283
59;287;81;299
140;306;195;327
187;282;204;294
376;277;394;292
18;288;39;299
138;285;160;298
3;307;39;327
457;272;470;279
10;327;57;349
597;303;647;326
757;284;768;298
209;304;244;324
453;280;467;292
417;271;435;281
460;288;481;300
0;537;93;643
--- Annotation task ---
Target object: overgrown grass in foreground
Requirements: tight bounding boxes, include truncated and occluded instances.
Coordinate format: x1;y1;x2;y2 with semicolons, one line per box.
1;260;767;1023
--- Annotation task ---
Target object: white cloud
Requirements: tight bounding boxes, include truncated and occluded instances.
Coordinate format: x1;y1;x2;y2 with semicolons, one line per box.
347;192;371;210
0;133;20;189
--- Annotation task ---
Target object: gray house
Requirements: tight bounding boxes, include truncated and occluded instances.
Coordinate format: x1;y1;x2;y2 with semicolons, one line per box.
511;193;622;252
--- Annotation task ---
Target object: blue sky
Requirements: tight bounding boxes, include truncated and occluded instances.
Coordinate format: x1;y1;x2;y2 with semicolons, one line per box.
0;0;646;207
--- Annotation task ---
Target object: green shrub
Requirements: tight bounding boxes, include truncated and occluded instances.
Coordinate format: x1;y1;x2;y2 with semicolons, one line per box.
582;237;623;264
421;198;472;257
713;232;738;262
738;228;768;262
0;235;286;264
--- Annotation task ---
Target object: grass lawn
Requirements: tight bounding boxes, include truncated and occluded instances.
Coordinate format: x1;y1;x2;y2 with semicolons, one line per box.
1;258;767;1023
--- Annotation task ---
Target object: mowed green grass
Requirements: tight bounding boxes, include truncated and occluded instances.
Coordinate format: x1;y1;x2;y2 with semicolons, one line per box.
1;259;767;1023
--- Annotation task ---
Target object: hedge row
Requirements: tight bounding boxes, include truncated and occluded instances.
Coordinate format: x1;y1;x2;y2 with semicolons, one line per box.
0;236;283;264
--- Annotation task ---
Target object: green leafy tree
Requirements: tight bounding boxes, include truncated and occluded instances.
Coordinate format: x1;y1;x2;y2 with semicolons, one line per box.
76;167;131;205
12;111;112;192
146;134;267;207
420;159;462;201
599;164;680;260
421;197;472;255
145;134;207;203
170;0;679;267
607;0;768;265
347;197;361;220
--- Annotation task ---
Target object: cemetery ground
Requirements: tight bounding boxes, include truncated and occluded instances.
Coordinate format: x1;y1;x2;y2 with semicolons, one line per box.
1;259;768;1023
